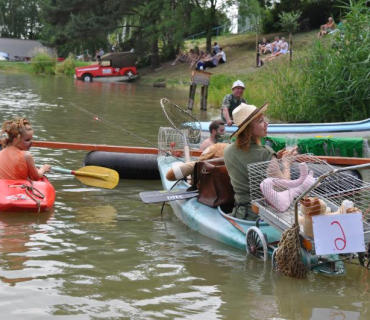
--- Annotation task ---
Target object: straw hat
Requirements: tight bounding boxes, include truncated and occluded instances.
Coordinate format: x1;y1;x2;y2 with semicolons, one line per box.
231;80;245;90
230;102;268;138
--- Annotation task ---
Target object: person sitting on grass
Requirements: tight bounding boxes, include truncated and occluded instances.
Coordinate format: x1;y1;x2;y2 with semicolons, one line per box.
258;38;268;53
216;48;226;63
0;118;51;180
199;120;226;151
213;42;220;55
317;17;336;38
260;40;272;54
195;51;207;70
172;50;188;66
263;37;289;61
190;50;201;69
271;36;282;53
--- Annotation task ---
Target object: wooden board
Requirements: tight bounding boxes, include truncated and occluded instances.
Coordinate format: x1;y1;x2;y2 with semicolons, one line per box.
191;70;212;86
32;141;370;166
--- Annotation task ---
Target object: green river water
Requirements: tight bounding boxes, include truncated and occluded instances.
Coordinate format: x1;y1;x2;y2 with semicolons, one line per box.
0;73;369;320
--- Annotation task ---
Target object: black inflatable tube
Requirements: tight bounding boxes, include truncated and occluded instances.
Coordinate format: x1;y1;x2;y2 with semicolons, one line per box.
83;151;160;180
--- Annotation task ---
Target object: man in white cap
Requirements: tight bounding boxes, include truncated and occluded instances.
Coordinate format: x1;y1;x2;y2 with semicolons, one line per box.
221;80;246;126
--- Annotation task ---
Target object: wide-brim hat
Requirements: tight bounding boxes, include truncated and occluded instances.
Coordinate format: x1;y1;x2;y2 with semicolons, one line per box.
230;102;268;138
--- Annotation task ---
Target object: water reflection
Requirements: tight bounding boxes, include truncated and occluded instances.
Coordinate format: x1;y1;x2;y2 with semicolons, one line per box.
0;211;53;285
74;205;117;228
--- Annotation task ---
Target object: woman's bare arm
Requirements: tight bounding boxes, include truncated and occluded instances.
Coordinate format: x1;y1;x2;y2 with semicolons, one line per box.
24;151;51;180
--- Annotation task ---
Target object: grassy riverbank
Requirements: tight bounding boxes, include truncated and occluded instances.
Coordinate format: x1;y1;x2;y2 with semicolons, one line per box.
0;55;89;76
0;30;318;117
139;30;318;109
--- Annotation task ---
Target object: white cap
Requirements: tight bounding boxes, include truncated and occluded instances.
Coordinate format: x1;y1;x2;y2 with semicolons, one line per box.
232;80;245;90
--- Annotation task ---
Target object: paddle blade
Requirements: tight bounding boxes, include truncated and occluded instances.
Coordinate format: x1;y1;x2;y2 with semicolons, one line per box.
75;166;119;189
140;189;198;203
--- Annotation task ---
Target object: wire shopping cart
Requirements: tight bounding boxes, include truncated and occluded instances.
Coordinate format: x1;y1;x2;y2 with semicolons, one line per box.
247;154;370;274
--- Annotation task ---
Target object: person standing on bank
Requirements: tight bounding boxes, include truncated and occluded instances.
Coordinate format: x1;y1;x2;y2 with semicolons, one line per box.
221;80;246;126
224;103;297;220
199;120;226;151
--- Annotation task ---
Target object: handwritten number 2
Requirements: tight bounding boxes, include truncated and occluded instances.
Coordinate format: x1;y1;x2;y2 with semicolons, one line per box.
331;221;347;250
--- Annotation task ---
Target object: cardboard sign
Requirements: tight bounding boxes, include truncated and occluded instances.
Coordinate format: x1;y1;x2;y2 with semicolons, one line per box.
191;70;212;85
310;308;360;320
312;213;365;255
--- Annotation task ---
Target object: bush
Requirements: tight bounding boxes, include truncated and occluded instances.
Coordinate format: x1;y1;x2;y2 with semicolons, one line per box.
55;54;90;75
30;48;56;75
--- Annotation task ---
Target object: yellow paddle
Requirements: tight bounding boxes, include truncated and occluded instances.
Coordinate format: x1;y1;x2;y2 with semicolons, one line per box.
38;165;119;189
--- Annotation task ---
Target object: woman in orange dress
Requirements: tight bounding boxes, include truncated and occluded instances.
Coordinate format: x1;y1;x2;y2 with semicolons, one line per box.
0;118;50;180
318;17;336;37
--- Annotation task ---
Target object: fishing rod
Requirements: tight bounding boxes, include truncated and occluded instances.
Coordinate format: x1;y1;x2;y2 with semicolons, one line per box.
69;102;185;162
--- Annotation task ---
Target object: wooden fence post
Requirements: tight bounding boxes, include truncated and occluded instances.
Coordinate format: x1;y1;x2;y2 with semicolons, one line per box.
188;84;197;110
200;85;208;110
188;70;212;110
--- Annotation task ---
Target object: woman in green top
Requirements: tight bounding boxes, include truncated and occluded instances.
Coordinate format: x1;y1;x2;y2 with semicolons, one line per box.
224;103;297;220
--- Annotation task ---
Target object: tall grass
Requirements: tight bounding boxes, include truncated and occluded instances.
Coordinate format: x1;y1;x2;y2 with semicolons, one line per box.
208;71;278;110
264;0;370;123
55;54;90;75
30;48;56;75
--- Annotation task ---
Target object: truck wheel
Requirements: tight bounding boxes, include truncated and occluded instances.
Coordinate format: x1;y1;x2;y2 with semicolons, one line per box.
83;74;93;82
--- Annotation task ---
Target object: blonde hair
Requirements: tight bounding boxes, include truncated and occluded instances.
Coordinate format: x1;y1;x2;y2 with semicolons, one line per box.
1;118;33;147
236;122;261;152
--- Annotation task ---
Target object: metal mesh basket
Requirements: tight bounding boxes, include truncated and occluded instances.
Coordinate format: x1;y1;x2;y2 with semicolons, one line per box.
160;98;201;144
247;154;370;240
158;127;186;157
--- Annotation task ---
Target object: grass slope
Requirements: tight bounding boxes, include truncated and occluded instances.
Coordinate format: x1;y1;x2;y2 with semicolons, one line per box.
139;31;317;109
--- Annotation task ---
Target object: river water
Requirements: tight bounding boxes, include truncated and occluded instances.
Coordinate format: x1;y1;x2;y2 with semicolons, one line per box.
0;73;369;319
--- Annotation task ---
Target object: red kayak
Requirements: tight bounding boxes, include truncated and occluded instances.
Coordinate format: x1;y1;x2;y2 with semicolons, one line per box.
0;177;55;213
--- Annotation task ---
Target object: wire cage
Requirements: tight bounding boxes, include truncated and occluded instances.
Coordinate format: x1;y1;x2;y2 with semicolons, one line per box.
158;127;186;157
247;154;370;241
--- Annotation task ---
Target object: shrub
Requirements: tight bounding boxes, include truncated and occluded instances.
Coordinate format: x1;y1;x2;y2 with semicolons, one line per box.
55;54;90;75
30;48;56;75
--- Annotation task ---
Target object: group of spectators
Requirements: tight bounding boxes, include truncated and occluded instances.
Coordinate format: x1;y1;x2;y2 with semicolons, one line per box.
171;42;226;70
258;36;289;64
317;17;346;38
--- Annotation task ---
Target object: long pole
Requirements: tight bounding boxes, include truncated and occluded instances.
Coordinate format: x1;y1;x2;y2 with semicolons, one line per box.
69;102;185;162
32;141;370;166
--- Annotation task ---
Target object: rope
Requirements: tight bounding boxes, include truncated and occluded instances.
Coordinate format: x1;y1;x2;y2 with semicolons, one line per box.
274;223;308;279
69;102;184;162
9;179;45;213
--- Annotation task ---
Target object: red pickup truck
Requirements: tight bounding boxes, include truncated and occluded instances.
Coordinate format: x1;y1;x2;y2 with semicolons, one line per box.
74;52;138;82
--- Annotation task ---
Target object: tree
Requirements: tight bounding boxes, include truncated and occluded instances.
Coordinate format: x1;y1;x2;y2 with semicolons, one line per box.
278;11;301;62
40;0;136;55
40;0;193;67
192;0;218;53
0;0;42;39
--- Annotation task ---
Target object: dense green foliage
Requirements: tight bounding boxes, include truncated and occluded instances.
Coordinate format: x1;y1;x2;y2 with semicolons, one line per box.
0;0;42;38
265;0;370;122
55;55;90;76
1;0;349;68
30;48;56;75
264;0;349;32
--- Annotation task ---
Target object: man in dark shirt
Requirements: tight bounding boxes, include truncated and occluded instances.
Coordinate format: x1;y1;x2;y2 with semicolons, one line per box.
221;80;246;126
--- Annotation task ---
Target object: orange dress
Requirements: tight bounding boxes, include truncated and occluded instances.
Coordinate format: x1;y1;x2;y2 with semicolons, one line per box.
0;146;29;180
